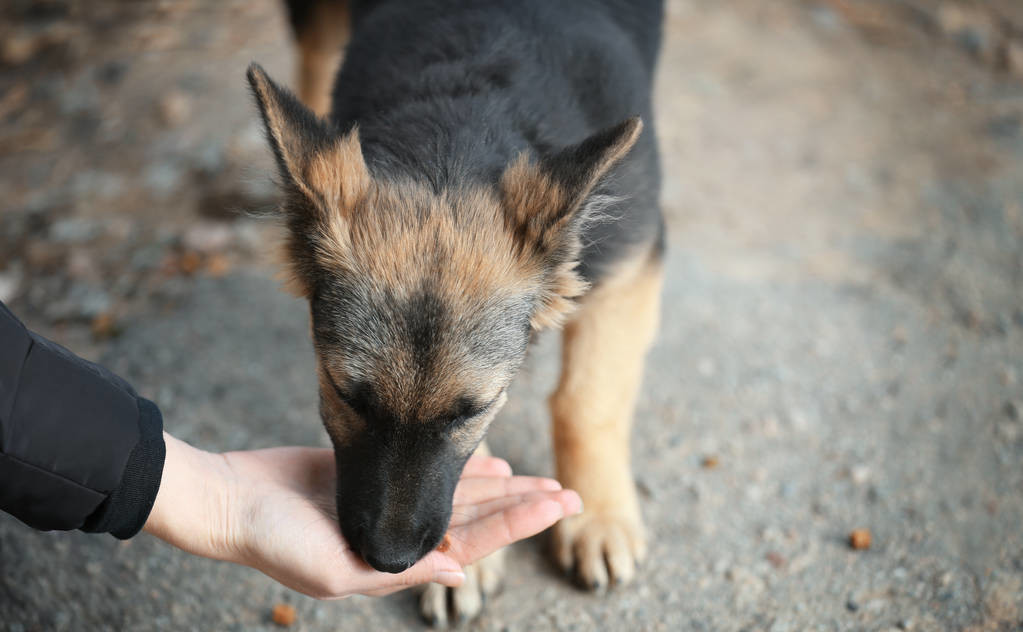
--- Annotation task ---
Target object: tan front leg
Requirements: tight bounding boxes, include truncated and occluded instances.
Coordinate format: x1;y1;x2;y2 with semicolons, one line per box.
294;0;350;117
550;254;663;589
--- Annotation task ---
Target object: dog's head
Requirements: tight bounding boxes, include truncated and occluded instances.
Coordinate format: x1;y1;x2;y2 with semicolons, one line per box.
247;64;640;572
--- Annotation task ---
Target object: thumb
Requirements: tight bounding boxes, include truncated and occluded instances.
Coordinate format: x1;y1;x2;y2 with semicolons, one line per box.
394;551;466;589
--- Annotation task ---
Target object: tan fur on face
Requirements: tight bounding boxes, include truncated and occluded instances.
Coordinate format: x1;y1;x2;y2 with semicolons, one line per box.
310;179;530;424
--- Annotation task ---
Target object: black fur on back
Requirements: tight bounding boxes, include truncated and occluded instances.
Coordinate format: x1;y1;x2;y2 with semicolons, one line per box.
332;0;665;283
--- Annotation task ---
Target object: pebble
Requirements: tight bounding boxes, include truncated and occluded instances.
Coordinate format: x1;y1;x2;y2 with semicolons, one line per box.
697;357;716;377
1004;400;1019;420
851;464;871;485
158;90;191;127
765;551;786;569
271;603;296;627
0;266;22;303
183;221;234;253
1006;40;1023;78
636;477;657;499
849;528;872;550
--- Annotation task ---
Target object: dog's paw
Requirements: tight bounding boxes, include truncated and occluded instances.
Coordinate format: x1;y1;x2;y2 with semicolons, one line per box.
419;548;504;627
552;511;647;590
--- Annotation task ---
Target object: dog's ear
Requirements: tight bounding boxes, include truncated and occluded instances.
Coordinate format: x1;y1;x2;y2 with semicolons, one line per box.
247;63;369;212
500;117;643;329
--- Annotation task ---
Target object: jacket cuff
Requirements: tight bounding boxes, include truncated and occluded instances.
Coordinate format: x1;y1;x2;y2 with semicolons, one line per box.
80;398;166;539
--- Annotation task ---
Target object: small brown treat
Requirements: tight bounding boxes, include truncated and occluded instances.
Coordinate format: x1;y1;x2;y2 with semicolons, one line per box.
436;534;452;553
91;313;118;341
271;603;296;627
701;455;720;469
765;551;786;569
205;253;231;277
179;250;202;275
849;528;872;550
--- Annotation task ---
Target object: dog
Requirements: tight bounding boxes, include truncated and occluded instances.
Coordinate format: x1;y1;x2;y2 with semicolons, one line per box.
249;0;664;624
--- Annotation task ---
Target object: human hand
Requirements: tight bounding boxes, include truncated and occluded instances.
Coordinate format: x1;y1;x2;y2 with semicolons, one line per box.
143;433;581;599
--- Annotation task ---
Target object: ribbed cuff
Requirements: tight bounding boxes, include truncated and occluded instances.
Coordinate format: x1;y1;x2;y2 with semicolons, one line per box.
80;398;166;539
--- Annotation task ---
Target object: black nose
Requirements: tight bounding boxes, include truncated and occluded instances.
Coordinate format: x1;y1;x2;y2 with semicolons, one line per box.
354;521;440;574
362;551;415;574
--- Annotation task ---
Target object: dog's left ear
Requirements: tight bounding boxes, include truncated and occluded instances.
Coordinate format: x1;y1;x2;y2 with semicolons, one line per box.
500;117;643;329
247;63;369;213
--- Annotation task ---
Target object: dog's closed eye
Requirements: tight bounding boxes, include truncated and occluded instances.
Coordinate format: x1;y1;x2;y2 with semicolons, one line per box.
445;391;504;431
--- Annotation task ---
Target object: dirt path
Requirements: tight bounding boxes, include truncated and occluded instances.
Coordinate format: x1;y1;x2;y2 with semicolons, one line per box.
2;1;1022;630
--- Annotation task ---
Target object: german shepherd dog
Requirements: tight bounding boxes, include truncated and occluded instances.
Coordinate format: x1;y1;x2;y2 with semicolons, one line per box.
249;0;664;624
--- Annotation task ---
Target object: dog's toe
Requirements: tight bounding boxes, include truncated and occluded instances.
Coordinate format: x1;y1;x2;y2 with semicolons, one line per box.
553;511;646;590
452;568;483;624
419;582;449;628
418;548;504;627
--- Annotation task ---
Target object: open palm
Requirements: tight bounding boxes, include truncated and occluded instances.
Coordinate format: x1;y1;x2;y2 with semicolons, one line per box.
144;435;580;600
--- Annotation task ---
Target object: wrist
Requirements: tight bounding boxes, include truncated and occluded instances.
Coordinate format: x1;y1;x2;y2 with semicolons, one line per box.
143;433;244;563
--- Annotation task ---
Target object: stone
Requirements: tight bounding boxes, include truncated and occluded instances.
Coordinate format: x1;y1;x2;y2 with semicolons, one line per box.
183;222;234;253
158;90;191;127
1004;400;1020;420
851;464;871;485
1006;40;1023;78
0;265;22;303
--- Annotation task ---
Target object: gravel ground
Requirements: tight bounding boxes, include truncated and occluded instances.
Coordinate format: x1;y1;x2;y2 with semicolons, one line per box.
2;1;1022;630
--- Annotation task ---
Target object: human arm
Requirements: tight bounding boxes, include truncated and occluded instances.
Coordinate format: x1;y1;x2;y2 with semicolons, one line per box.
144;433;581;598
0;300;165;538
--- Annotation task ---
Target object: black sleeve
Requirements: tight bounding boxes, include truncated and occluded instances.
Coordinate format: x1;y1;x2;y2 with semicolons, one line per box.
0;301;166;539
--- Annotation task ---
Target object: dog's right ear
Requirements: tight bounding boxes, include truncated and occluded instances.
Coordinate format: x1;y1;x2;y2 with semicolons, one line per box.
247;63;369;213
500;117;643;329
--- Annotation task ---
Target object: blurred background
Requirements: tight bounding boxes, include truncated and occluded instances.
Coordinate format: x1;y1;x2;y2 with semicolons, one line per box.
1;0;1022;630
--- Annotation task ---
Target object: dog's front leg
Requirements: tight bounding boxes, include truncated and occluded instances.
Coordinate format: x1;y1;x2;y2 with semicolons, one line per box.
419;441;505;626
290;0;350;117
550;255;663;590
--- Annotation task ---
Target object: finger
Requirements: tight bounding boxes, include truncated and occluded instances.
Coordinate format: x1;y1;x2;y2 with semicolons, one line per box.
449;490;569;528
445;490;582;567
357;551;465;597
461;455;513;478
452;475;561;506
